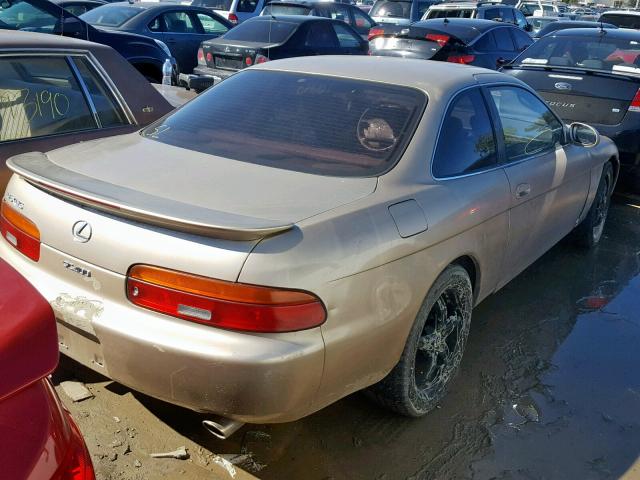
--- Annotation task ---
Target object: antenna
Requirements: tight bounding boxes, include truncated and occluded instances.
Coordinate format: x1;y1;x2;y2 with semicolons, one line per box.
267;15;274;59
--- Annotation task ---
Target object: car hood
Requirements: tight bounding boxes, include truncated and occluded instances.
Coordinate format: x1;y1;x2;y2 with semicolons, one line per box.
7;134;377;239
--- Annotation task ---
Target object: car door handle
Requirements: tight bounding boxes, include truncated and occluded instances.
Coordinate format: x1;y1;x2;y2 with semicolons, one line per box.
515;183;531;198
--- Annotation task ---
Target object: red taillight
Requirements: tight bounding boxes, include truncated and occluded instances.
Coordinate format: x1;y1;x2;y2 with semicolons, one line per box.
126;265;326;333
446;54;475;64
52;414;95;480
228;12;238;24
425;33;450;47
197;48;206;66
368;27;385;41
0;201;40;262
206;52;213;63
255;54;269;64
245;56;253;66
629;88;640;112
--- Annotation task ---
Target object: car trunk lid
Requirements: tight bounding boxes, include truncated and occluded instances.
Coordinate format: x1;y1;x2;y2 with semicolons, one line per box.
202;40;275;71
368;24;462;59
506;67;640;125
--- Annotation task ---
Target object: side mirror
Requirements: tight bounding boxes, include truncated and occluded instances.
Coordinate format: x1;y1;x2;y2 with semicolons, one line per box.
569;122;600;147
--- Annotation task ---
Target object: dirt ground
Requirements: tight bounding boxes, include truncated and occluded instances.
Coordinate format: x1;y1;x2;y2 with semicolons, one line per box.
53;196;640;480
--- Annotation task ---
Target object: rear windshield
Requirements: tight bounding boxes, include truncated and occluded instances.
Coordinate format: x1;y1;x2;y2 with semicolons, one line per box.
262;4;312;15
221;18;298;42
600;13;640;29
142;71;426;177
192;0;233;9
0;0;57;31
370;0;411;19
426;8;474;19
513;34;640;74
80;5;144;27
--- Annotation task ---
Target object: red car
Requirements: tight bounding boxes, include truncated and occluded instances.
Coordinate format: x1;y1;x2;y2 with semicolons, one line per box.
0;258;95;480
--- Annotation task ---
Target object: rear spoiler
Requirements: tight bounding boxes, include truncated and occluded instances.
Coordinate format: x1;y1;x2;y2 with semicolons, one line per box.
7;152;294;241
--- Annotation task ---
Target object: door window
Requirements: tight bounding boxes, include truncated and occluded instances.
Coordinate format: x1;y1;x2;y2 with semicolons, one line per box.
433;88;497;177
305;22;339;48
162;11;198;33
73;57;128;128
489;87;563;162
195;12;229;34
492;28;515;51
351;7;373;28
0;57;95;142
511;28;533;52
514;9;528;29
474;32;496;52
332;22;362;48
65;4;88;16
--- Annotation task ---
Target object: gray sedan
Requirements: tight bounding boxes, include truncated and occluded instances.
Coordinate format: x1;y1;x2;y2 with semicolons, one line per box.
80;2;232;73
0;57;618;436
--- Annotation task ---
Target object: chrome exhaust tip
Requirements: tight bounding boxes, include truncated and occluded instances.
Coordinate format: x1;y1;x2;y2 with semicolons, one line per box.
202;417;245;440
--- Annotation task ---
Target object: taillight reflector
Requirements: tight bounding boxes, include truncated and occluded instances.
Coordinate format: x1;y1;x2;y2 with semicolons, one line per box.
368;27;385;41
425;33;450;47
51;412;95;480
255;54;269;64
446;54;475;64
228;12;238;24
206;52;213;63
0;201;40;261
126;265;326;333
629;88;640;112
245;56;253;66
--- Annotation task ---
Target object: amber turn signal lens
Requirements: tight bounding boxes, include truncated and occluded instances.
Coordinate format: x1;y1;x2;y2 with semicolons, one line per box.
0;201;41;262
126;265;326;333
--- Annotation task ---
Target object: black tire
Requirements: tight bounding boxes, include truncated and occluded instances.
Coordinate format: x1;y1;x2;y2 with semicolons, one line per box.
367;265;473;417
574;162;613;249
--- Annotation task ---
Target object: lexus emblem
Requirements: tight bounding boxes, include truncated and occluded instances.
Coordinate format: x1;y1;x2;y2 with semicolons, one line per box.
72;221;92;243
554;82;572;91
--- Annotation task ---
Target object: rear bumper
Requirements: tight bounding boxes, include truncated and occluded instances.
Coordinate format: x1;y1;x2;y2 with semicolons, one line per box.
0;239;325;424
591;122;640;190
179;66;238;92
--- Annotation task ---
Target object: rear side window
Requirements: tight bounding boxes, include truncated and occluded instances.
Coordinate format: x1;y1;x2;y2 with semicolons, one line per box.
474;32;496;52
73;57;128;129
511;28;533;51
0;57;96;142
222;19;297;42
262;4;311;15
433;88;496;178
489;87;563;162
352;7;373;28
305;22;339;48
492;28;515;51
332;22;362;47
196;12;229;34
142;70;426;177
192;0;233;9
329;4;351;22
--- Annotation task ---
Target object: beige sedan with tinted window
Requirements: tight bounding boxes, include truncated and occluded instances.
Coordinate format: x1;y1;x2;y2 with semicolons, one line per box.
0;56;618;437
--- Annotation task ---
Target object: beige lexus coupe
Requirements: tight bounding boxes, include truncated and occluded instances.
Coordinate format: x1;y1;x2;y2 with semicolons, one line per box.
0;56;618;438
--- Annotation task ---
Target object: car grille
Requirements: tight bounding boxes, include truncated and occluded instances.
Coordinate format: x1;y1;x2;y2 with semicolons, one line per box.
540;92;629;126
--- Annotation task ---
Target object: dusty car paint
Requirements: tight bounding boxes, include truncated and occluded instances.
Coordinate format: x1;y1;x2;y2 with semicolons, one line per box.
0;56;619;423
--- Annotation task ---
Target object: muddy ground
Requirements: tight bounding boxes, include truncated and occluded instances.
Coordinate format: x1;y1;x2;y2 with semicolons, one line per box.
54;196;640;480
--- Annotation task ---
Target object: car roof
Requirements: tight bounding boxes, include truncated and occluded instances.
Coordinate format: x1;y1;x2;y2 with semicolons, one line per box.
252;55;522;94
552;27;640;38
104;0;207;10
430;2;515;8
601;10;640;16
0;29;111;51
412;18;514;42
265;0;352;5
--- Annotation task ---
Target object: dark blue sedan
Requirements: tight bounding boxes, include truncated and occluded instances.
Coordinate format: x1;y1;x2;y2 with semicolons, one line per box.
81;2;233;74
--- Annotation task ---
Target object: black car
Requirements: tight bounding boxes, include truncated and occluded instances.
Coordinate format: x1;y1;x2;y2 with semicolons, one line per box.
184;15;367;91
369;18;533;70
0;0;177;83
261;0;375;38
501;28;640;190
52;0;105;16
534;19;617;39
369;0;439;26
80;2;232;74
